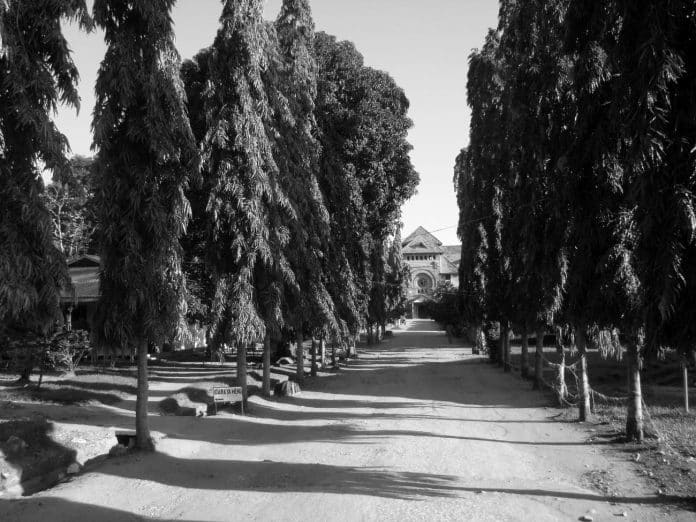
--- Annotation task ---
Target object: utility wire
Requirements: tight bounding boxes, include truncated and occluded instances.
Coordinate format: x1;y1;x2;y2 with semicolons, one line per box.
425;197;550;235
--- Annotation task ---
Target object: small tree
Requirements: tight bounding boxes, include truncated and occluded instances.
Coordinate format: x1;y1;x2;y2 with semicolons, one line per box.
42;156;97;258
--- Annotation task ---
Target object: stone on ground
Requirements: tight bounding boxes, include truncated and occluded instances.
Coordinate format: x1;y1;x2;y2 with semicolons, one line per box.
274;380;301;397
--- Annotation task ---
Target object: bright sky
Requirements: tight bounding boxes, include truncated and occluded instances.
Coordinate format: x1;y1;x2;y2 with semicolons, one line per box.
55;0;499;246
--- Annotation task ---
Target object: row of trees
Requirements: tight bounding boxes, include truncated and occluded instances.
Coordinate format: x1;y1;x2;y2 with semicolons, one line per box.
456;0;696;443
1;0;418;450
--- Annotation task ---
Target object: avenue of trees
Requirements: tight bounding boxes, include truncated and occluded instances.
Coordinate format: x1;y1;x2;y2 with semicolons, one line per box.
0;0;418;450
457;0;696;443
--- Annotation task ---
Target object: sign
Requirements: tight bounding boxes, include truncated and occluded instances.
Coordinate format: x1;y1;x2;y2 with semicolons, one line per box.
212;386;244;415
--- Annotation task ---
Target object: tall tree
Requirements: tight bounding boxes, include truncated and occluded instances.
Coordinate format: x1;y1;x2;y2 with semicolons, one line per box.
203;0;293;400
272;0;335;381
92;0;197;450
314;32;418;343
0;1;90;378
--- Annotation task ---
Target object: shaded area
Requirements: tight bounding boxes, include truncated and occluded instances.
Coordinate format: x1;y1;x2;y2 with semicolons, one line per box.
0;417;77;495
0;497;197;522
92;452;693;510
97;452;459;500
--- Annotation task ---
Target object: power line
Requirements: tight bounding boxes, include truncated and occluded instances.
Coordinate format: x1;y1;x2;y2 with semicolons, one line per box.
422;197;551;235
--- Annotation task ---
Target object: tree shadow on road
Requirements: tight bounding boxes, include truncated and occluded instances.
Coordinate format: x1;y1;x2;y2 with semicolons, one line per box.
92;452;461;500
0;497;197;522
60;451;696;511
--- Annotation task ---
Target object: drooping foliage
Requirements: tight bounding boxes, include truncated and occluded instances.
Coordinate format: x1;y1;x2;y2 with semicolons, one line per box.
0;1;91;335
202;0;295;348
271;0;335;336
92;0;197;351
314;32;419;338
458;0;696;442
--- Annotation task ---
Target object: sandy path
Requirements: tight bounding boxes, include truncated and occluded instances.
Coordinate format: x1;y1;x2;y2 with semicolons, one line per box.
1;320;689;521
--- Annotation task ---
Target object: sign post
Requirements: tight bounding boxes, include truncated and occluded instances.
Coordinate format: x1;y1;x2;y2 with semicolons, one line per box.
212;386;244;415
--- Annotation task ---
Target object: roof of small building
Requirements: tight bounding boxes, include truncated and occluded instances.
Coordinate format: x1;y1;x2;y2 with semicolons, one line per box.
61;255;101;304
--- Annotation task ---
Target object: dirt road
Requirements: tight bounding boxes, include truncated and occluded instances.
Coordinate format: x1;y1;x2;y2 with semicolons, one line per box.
1;320;690;521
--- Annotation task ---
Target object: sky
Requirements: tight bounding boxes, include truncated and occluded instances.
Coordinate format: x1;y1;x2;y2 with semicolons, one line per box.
55;0;500;246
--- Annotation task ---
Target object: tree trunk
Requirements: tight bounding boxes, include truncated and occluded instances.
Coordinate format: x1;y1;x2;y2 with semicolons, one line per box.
310;338;318;376
682;354;689;413
135;340;153;451
331;341;337;367
520;328;529;378
489;324;498;363
262;332;271;398
18;348;35;384
498;320;506;368
237;342;248;408
625;334;644;443
502;322;511;373
533;326;544;390
576;325;591;422
557;347;568;406
319;337;326;368
295;327;304;384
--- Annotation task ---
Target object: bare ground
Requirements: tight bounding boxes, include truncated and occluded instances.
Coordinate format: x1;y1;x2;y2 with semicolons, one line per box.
1;320;694;521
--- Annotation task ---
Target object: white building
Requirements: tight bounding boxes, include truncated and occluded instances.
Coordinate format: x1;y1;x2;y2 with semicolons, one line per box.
401;227;460;318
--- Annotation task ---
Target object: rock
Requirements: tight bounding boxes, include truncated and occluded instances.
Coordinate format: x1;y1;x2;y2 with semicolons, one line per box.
4;436;28;456
109;444;129;457
159;391;210;417
579;516;594;522
66;463;80;475
276;357;294;366
615;512;628;517
274;380;301;397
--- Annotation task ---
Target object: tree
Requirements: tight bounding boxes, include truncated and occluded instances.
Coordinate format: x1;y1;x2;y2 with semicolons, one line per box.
42;155;97;258
563;0;644;432
202;0;294;400
0;0;91;380
497;0;570;382
314;32;418;345
458;31;509;368
92;0;197;450
271;0;335;381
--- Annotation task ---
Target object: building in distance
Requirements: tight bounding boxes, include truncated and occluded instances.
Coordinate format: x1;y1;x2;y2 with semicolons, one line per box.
401;226;460;318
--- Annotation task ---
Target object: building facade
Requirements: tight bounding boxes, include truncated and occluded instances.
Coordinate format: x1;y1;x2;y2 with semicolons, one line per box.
402;226;461;318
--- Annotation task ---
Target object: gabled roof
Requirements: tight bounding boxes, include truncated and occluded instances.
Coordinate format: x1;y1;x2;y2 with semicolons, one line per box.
402;227;444;254
61;256;101;304
67;254;100;268
402;226;442;248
